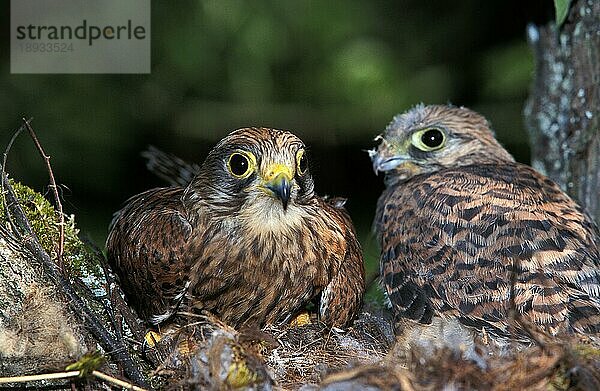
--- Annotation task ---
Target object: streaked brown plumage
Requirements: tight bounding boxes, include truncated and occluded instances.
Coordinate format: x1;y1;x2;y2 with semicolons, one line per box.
107;127;365;328
370;104;600;341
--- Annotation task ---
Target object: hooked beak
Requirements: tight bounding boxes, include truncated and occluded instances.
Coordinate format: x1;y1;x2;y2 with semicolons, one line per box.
262;164;293;210
370;151;410;174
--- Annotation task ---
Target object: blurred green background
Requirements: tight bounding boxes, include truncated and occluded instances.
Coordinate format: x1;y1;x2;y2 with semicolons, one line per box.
0;1;553;287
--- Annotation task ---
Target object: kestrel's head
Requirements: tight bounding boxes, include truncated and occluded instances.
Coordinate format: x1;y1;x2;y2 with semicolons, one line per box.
188;127;315;215
370;104;514;183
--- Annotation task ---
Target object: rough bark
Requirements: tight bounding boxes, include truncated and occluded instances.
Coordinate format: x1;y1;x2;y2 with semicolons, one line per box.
0;237;90;375
0;176;151;388
0;181;92;375
524;0;600;225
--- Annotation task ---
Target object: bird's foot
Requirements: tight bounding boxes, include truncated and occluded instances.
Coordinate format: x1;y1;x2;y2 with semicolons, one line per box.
143;325;197;358
143;323;179;349
144;330;162;347
289;311;312;327
176;337;196;356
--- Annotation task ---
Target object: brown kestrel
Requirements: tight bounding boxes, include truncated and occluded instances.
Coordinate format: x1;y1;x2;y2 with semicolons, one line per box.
106;127;365;329
370;104;600;341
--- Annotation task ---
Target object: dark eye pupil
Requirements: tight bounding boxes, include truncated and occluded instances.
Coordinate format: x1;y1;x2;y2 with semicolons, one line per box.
230;154;249;175
421;129;444;148
299;154;307;173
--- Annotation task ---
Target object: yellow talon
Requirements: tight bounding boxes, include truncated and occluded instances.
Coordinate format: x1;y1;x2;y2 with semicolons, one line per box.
144;330;162;347
177;338;195;355
289;312;311;327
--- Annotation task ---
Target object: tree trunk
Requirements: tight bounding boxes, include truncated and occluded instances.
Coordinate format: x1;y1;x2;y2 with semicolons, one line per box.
524;0;600;225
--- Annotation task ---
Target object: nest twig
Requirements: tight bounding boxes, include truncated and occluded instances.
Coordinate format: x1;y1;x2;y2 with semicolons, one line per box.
0;121;150;389
21;117;66;271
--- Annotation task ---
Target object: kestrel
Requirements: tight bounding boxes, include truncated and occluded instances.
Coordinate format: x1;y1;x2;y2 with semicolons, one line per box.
107;127;365;329
370;104;600;340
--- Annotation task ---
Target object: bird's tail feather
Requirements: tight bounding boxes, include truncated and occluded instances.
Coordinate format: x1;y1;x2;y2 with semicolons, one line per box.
141;145;200;187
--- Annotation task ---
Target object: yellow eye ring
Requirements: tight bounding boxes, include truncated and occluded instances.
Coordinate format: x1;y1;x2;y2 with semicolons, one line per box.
296;149;308;176
227;151;256;178
411;127;446;152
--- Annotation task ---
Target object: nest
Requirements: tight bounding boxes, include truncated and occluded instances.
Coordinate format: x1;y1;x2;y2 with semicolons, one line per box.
2;157;600;390
141;308;600;390
147;308;394;390
319;331;600;391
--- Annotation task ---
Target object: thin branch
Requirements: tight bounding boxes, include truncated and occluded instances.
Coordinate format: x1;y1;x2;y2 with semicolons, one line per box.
0;371;80;384
1;173;150;389
1;122;27;232
83;236;148;345
22;117;65;271
0;222;21;252
0;370;148;391
92;370;148;390
1;122;25;182
82;237;124;339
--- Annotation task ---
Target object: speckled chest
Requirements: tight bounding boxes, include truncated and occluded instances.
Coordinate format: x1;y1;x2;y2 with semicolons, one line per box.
185;200;344;326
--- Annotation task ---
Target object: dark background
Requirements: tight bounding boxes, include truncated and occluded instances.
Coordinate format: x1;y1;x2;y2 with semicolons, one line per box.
0;1;554;278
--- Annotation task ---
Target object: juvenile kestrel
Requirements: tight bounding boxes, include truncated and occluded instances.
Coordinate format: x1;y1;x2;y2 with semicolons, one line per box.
107;127;365;328
370;104;600;340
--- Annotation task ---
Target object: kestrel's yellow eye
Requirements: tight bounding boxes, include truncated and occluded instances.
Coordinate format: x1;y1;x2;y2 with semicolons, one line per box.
227;151;256;178
411;127;446;152
296;149;308;176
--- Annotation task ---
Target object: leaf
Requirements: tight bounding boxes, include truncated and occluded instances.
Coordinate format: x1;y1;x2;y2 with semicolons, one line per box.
554;0;571;26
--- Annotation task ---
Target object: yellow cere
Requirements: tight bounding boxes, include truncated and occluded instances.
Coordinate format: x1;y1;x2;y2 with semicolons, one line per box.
263;163;293;181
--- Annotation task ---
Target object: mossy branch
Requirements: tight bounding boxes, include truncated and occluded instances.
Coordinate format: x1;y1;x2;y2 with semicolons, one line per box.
0;172;149;388
0;121;150;389
22;117;65;271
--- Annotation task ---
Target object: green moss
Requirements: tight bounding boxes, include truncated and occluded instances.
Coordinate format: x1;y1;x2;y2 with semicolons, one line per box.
65;351;106;376
549;343;600;390
571;343;600;359
0;180;103;288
